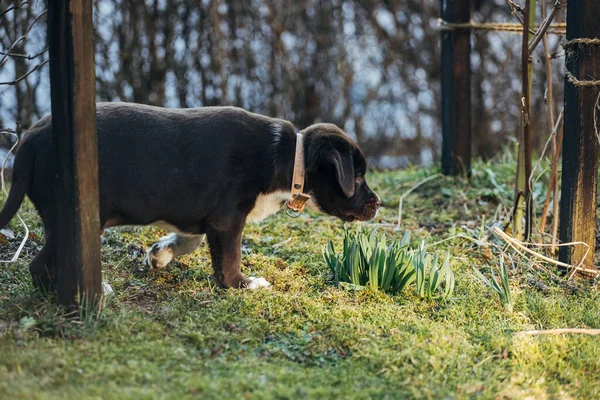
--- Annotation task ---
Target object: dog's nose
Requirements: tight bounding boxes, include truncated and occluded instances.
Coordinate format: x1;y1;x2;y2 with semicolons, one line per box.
372;194;381;207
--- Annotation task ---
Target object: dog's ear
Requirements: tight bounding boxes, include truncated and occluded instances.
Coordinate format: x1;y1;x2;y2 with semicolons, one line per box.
329;150;355;198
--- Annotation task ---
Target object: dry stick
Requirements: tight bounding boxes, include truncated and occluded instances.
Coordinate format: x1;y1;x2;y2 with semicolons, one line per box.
492;226;600;277
595;91;600;147
495;226;591;267
530;108;563;191
524;0;535;240
538;0;560;248
527;1;562;54
506;0;523;13
425;232;505;254
513;0;535;241
541;125;564;251
496;229;557;275
550;131;562;253
540;1;558;134
396;173;441;230
272;236;292;248
505;0;525;26
538;111;564;242
517;328;600;336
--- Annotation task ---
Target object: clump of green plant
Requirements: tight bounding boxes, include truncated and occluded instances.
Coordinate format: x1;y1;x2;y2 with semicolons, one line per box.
323;229;454;301
414;242;454;302
473;258;512;312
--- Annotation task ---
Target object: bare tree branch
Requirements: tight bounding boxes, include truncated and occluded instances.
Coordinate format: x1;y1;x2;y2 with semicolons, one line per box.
0;47;48;60
0;59;48;85
0;1;29;19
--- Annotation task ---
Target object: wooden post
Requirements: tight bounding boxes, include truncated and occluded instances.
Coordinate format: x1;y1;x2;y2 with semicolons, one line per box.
48;0;102;307
559;0;600;270
440;0;471;176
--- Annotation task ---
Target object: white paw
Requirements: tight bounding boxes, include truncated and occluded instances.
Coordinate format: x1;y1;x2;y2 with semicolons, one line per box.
102;282;114;296
246;277;271;290
145;245;174;269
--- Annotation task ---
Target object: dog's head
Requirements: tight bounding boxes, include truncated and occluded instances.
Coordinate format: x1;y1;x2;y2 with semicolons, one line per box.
302;123;380;222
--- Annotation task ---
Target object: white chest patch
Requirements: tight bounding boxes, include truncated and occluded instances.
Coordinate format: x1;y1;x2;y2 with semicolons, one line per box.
246;191;290;223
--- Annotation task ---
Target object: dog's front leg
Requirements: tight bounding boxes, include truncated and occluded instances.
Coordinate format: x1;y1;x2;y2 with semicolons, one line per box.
206;222;270;289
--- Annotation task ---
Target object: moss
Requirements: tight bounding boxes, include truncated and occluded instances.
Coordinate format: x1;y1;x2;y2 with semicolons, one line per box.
1;154;599;398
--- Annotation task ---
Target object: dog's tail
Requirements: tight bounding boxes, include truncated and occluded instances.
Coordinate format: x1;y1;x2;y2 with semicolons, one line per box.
0;139;32;230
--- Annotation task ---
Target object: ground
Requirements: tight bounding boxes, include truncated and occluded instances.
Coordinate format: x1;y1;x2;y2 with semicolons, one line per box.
1;154;599;399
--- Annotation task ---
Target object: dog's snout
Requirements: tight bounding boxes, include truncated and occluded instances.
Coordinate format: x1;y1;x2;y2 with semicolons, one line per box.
370;193;381;207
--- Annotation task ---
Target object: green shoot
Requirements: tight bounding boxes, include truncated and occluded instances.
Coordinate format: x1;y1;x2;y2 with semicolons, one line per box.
323;228;454;301
473;258;513;312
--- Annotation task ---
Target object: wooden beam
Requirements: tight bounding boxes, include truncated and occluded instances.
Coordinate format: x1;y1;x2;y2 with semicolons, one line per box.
559;0;600;270
440;0;472;176
48;0;102;307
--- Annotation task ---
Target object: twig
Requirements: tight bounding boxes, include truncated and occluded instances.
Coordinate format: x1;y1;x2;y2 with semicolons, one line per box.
492;226;600;277
505;0;524;14
538;0;561;250
513;0;535;241
272;236;292;248
0;47;48;60
528;1;561;54
523;0;534;240
530;108;563;191
550;158;561;251
0;9;47;68
395;173;441;230
517;328;600;336
0;1;29;19
425;232;502;252
0;59;48;85
505;0;525;25
538;114;563;245
595;91;600;147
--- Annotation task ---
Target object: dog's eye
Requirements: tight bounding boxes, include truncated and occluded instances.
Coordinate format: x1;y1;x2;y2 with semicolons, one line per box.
355;174;364;184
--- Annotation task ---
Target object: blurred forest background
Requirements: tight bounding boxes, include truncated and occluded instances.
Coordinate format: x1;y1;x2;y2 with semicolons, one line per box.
0;0;565;168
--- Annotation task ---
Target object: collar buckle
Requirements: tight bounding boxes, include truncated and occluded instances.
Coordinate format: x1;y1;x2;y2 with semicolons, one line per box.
286;132;310;217
286;193;311;215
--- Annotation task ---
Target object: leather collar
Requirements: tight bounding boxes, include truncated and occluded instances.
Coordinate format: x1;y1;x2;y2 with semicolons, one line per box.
286;133;311;215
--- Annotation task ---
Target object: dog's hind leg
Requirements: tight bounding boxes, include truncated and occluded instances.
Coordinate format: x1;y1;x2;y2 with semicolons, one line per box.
29;231;56;293
144;233;205;269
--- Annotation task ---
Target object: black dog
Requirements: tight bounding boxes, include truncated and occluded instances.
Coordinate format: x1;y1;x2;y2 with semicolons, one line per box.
0;103;380;289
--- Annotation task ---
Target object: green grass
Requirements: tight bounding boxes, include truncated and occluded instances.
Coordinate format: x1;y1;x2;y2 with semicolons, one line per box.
1;154;600;399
